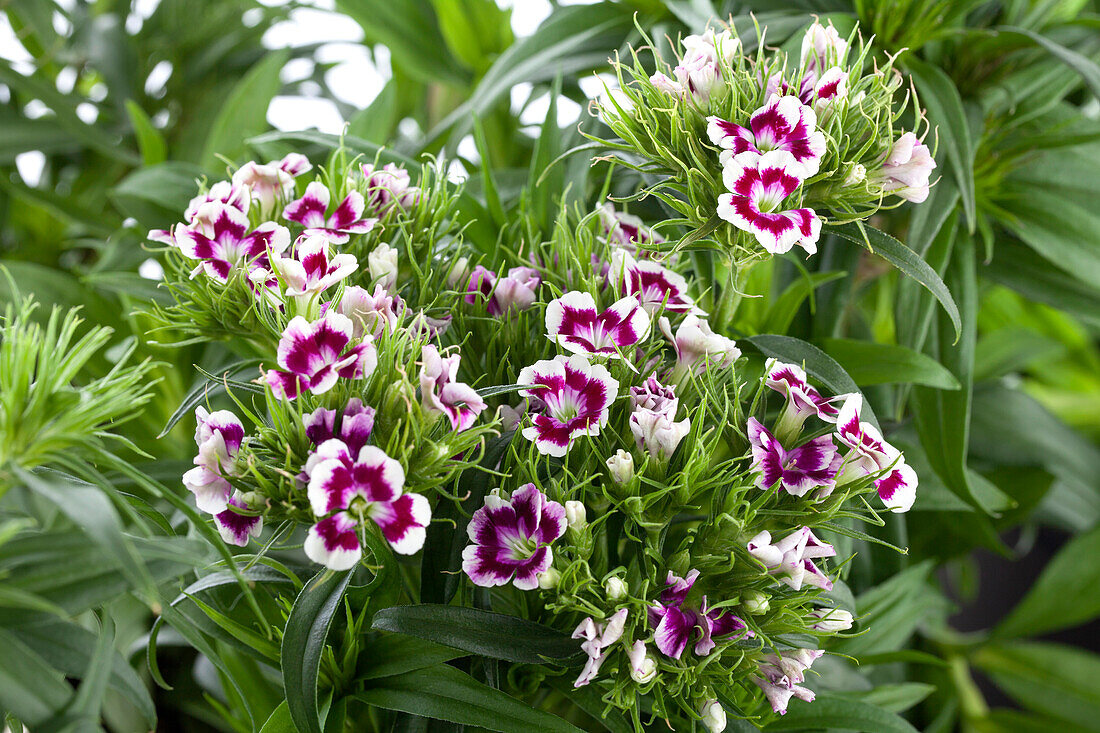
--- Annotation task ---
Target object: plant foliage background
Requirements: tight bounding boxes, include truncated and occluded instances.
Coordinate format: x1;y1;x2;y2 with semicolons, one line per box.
2;0;1100;731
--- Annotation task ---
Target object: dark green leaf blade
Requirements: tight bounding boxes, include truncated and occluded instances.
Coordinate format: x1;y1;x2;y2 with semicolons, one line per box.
371;605;583;664
282;569;354;733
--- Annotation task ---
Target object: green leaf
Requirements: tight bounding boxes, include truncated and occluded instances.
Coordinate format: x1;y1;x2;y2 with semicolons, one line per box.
110;161;204;226
420;431;514;605
761;270;847;334
14;466;156;604
159;359;262;438
202;48;290;170
832;683;936;714
996;26;1100;99
829;222;961;341
764;694;919;732
356;665;584;732
371;605;583;664
19;622;156;727
746;334;878;429
983;239;1100;331
356;635;468;680
911;236;982;510
994;524;1100;638
0;628;74;727
820;338;960;390
282;569;354;733
259;700;296;733
337;0;467;85
906;57;976;230
545;675;634;733
974;641;1100;732
125;99;168;166
834;562;946;656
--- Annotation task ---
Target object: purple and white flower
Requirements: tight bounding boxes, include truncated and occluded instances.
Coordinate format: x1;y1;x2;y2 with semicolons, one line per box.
181;407;244;514
699;699;727;733
303;398;375;455
465;265;542;316
808;607;854;632
282;181;377;244
659;315;741;379
174;204;291;283
517;355;619;457
648;570;753;659
599;202;665;255
747;418;840;497
184;180;251;224
461;483;567;590
875;132;936;203
673;29;740;104
367;243;398;291
753;648;821;714
630;377;689;462
572;608;628;687
812;67;849;112
801;20;848;72
833;394;920;512
747;527;836;591
257;234;357;305
264;313;376;400
610;251;701;315
305;439;429;566
334;285;404;339
420;344;487;431
707;95;826;177
232;153;311;216
360;162;421;213
628;640;657;684
214;493;263;547
765;359;842;434
717;150;822;255
545;291;650;359
833;394;918;511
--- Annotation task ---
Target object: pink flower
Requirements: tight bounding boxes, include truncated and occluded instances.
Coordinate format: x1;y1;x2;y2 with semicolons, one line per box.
572;609;628;687
659;315;741;379
629;377;689;462
257;234;358;305
264;313;377;400
282;181;377;244
801;20;848;71
304;440;429;568
334;285;405;339
673;29;740;105
649;71;685;96
545;291;650;359
517;355;618;457
753;648;822;714
717;150;822;255
812;67;849;112
232;153;311;216
610;251;701;315
184;181;251;224
174;204;291;283
707;95;826;177
360;162;421;213
747;527;835;591
876;132;936;203
420;345;486;431
303;398;375;455
464;266;541;316
461;483;566;590
835;393;919;514
214;493;263;547
765;359;842;425
599;203;665;255
182;407;245;514
647;570;752;660
747;418;840;497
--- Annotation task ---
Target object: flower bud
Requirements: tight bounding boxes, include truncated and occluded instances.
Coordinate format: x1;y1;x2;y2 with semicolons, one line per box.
699;699;726;733
808;607;854;632
844;163;866;187
604;576;628;600
741;590;770;615
628;640;657;684
537;567;561;590
565;500;587;531
446;256;469;288
606;450;635;485
368;242;398;290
